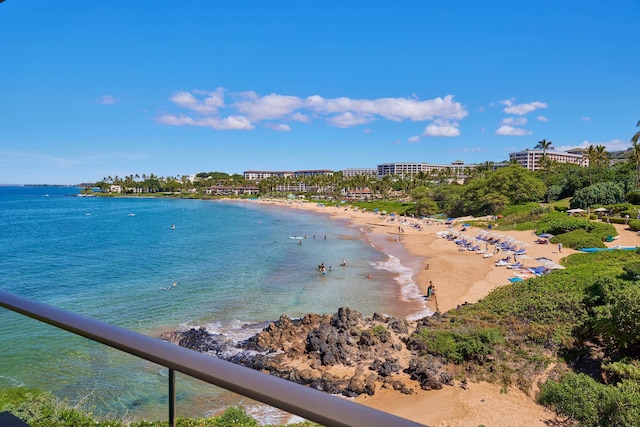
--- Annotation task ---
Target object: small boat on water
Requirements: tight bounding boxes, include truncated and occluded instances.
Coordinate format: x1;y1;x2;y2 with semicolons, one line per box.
289;236;304;240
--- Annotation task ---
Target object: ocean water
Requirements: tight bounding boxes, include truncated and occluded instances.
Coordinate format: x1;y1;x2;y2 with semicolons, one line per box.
0;186;428;423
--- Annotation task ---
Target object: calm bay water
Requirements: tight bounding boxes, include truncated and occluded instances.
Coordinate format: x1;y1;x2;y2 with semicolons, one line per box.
0;186;427;423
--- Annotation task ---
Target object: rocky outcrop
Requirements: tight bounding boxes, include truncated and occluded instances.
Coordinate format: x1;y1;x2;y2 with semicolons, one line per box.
163;307;454;398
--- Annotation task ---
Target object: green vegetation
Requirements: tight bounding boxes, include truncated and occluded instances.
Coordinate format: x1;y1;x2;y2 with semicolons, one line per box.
403;249;640;425
0;388;321;427
370;324;389;341
408;327;504;364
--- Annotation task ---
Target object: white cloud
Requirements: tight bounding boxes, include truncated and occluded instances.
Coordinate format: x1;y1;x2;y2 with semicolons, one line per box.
447;147;487;153
495;125;532;136
158;88;468;132
581;116;591;122
408;135;421;143
97;95;116;105
421;119;461;137
305;94;467;122
501;117;528;126
264;123;291;132
235;92;303;121
537;116;549;122
156;115;196;126
291;112;310;123
170;89;225;113
500;99;548;115
327;112;373;128
156;114;253;130
559;139;629;152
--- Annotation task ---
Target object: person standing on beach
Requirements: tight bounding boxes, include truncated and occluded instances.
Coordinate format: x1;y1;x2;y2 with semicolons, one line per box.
558;243;562;252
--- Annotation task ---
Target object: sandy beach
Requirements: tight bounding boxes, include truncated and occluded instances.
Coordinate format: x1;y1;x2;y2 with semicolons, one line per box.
249;199;640;427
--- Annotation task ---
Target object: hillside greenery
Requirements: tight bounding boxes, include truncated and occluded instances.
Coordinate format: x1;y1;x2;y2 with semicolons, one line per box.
407;249;640;426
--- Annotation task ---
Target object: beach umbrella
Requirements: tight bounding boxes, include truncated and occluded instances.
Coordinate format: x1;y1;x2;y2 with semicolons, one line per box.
594;207;608;212
536;259;561;269
567;208;586;213
538;233;554;238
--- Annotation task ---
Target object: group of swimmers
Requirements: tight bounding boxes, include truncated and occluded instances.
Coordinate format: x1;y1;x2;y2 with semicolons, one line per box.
318;259;349;276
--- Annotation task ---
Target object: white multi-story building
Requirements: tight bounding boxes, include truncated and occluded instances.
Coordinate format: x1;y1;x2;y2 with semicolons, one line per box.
243;170;295;181
293;170;334;178
376;161;474;179
342;168;378;177
509;149;588;171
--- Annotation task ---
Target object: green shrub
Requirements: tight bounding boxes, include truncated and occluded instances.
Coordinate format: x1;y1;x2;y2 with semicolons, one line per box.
625;191;640;204
538;373;608;427
608;216;627;224
623;262;640;279
628;219;640;231
602;360;640;383
371;324;390;341
212;406;258;427
537;216;596;235
553;229;605;249
539;373;640;427
409;328;504;364
610;203;635;214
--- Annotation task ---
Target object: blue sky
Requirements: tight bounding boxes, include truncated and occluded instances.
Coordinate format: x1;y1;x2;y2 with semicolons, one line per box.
1;1;638;184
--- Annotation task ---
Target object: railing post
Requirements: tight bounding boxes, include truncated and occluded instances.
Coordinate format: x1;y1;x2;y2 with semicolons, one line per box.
169;368;176;427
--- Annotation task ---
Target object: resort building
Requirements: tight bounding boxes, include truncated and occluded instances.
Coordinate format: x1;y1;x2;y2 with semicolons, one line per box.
243;170;295;181
509;149;588;171
342;168;378;177
376;161;476;179
205;185;259;196
293;170;334;178
274;183;317;193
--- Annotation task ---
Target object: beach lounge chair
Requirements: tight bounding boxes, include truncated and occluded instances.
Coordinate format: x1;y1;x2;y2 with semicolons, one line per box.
483;252;494;258
528;266;548;276
507;262;523;269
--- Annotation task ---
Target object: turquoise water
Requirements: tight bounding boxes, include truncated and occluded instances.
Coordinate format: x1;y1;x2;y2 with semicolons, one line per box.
0;186;426;423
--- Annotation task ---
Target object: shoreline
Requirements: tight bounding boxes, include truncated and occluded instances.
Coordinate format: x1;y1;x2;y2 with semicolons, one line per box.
239;198;581;426
246;198;577;314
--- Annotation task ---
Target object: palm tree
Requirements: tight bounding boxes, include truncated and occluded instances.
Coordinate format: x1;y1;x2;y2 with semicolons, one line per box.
628;121;640;188
594;145;608;182
630;143;640;190
534;139;553;161
535;139;553;191
586;144;596;185
633;120;640;145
